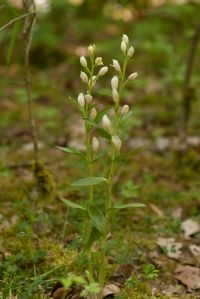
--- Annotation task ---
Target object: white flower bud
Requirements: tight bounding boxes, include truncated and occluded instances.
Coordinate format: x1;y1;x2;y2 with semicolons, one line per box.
85;94;93;104
77;93;85;108
92;75;97;82
102;114;112;131
127;47;134;57
90;107;97;120
112;59;121;72
80;71;89;83
111;135;122;151
128;72;138;81
120;104;129;116
121;41;127;53
112;89;119;103
95;57;103;66
92;137;99;152
111;76;119;90
91;75;97;87
98;66;108;76
80;56;87;68
88;44;96;56
122;34;129;45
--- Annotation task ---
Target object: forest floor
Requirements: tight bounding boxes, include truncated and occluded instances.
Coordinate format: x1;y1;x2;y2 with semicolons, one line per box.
1;62;200;299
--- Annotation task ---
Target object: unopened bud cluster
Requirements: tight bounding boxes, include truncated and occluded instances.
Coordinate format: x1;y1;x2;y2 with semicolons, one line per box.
77;34;138;156
79;49;108;89
77;92;93;108
111;75;119;103
104;34;138;153
121;34;134;57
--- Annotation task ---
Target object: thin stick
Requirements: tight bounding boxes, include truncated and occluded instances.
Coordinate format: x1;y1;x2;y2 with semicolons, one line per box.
0;12;34;31
22;0;38;163
180;21;200;146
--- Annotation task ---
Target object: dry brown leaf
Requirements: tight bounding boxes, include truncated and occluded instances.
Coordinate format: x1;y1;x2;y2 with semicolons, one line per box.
51;282;71;299
156;237;182;259
189;245;200;257
181;219;200;238
175;265;200;290
112;264;133;279
52;287;67;299
103;283;120;297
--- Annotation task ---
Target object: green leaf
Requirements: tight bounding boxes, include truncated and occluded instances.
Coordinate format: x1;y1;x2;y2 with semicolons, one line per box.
85;226;101;250
96;127;111;139
115;147;143;162
68;96;78;107
111;203;146;210
92;150;108;163
61;277;73;288
95;107;111;123
88;203;105;233
120;111;133;124
82;117;97;127
60;197;87;211
73;276;87;285
62;275;87;288
56;146;86;159
82;117;111;139
71;177;107;187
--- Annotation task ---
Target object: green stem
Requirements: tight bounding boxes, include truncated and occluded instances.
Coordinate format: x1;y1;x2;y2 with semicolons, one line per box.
119;57;128;98
85;123;94;203
98;149;115;295
98;56;129;293
83;54;96;280
85;122;94;278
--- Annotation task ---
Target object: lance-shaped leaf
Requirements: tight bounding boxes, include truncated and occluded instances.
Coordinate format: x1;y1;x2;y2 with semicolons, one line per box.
92;150;108;163
96;127;111;139
114;147;143;162
68;96;79;107
85;226;101;250
82;117;111;139
56;146;86;160
119;110;133;124
82;117;97;128
110;203;146;210
62;276;87;288
71;177;107;187
95;107;111;124
60;197;87;211
88;203;105;233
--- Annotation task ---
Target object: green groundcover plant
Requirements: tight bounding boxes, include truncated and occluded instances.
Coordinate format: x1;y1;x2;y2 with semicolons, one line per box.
57;34;145;299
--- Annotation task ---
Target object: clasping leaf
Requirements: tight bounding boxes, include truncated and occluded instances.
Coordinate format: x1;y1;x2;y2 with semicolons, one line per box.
56;146;86;160
71;176;107;187
110;203;146;210
60;197;87;211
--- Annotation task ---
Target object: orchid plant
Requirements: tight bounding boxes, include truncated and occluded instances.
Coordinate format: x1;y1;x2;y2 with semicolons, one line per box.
57;34;145;298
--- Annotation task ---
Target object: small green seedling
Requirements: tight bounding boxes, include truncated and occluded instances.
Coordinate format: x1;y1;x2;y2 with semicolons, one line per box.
142;264;159;280
58;34;145;298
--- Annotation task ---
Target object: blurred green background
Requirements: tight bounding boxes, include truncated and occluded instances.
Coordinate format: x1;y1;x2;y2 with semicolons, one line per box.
0;0;200;146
